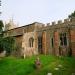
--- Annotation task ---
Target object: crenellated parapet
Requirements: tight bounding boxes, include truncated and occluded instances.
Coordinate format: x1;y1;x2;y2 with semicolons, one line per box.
70;17;75;22
46;23;50;26
46;17;75;27
52;21;56;25
64;19;70;23
58;20;62;24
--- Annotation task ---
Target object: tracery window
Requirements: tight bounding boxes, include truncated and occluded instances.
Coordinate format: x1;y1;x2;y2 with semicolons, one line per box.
60;33;67;46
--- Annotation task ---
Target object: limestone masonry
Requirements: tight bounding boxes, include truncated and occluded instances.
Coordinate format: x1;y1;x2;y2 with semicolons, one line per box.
4;18;75;57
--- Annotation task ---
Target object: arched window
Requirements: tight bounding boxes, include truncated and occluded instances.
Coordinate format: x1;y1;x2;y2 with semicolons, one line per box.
38;36;42;50
29;37;34;47
60;33;67;46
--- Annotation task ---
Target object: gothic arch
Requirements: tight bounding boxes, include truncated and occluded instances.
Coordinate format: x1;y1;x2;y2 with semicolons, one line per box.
29;37;34;47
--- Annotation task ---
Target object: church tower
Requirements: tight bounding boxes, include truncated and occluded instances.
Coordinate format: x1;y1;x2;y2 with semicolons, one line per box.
5;18;17;30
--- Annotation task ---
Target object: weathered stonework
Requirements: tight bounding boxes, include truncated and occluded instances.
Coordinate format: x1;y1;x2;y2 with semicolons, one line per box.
3;17;75;57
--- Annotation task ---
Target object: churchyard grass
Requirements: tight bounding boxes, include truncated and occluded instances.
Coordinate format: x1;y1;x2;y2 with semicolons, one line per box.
0;55;75;75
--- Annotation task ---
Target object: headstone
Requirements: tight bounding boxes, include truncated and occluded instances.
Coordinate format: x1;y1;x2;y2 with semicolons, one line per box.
58;64;62;68
23;54;26;59
34;57;41;69
47;73;52;75
72;73;75;75
54;67;59;70
0;50;6;58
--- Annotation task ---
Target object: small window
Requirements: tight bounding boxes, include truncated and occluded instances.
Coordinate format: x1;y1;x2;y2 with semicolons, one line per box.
51;38;54;47
38;37;42;50
29;37;34;47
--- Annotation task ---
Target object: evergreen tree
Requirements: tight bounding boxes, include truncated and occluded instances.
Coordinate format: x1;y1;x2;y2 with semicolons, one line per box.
68;11;75;18
0;20;3;33
0;20;4;52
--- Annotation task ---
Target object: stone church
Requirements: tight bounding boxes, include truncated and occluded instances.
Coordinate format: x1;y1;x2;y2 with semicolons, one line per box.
4;17;75;57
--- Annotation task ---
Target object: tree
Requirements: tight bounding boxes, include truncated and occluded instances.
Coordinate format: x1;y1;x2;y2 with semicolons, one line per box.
68;11;75;18
1;37;17;55
0;20;3;32
0;20;4;52
0;20;17;56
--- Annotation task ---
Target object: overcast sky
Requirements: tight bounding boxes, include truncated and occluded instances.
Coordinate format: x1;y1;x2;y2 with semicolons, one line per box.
0;0;75;26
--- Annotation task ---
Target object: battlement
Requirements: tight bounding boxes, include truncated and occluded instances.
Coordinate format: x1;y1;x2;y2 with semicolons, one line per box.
70;17;75;22
58;20;62;24
46;23;50;26
64;19;70;23
46;17;75;26
52;21;56;25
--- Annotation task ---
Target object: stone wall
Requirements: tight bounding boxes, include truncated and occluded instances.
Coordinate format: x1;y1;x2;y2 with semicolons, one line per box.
70;29;75;56
22;32;37;57
54;31;59;56
3;18;75;57
13;35;23;57
42;31;47;54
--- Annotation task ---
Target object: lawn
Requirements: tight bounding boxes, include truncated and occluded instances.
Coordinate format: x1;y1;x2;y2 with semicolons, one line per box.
0;55;75;75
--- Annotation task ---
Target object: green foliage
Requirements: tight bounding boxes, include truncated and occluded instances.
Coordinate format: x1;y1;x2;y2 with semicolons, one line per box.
0;20;16;55
0;20;4;52
68;11;75;18
0;36;17;54
1;37;17;55
0;55;75;75
0;20;4;33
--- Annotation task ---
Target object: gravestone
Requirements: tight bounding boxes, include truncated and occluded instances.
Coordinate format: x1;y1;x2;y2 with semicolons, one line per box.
47;73;52;75
34;57;41;69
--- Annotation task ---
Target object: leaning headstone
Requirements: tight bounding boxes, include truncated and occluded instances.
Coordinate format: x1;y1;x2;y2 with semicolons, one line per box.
47;73;52;75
